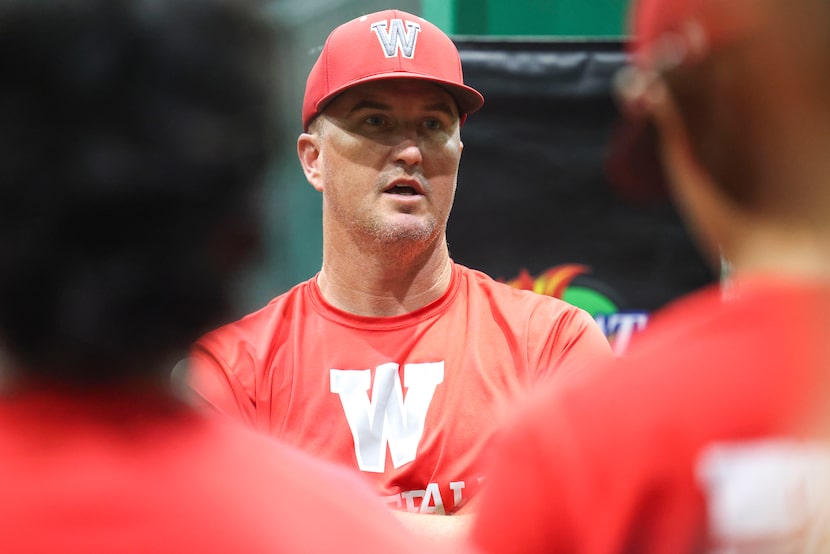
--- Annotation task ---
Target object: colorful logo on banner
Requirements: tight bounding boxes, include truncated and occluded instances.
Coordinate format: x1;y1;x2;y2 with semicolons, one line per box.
503;264;648;355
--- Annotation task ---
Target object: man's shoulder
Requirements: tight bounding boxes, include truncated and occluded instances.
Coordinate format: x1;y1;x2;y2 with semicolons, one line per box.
564;282;823;441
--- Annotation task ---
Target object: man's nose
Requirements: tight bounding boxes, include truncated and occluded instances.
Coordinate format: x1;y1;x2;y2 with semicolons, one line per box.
392;133;424;167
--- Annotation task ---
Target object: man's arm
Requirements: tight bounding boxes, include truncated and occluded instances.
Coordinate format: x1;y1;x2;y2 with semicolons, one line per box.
392;511;475;543
390;486;484;542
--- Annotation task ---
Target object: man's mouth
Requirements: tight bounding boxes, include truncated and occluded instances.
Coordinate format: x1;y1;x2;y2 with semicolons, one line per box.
386;185;419;195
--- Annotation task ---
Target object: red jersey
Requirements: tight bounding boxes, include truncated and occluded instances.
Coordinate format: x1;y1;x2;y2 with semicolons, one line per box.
470;276;830;553
188;262;611;513
0;389;448;554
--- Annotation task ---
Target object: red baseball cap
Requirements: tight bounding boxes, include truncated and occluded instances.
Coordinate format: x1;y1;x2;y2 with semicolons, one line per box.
630;0;760;67
301;9;484;131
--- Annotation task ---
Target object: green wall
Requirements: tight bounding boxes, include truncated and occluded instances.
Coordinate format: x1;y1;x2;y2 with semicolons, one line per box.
422;0;630;37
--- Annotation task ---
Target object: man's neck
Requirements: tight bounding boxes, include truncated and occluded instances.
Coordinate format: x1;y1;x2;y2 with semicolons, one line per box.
725;221;830;283
316;238;454;317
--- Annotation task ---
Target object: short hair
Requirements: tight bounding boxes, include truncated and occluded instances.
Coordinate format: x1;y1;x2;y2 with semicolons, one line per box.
0;0;280;384
661;0;830;212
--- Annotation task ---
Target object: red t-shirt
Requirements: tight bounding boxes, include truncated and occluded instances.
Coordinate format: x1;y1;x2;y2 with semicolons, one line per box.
470;276;830;553
0;389;451;554
188;262;611;513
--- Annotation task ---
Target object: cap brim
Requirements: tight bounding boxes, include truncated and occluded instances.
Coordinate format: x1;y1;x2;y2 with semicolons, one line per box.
315;72;485;119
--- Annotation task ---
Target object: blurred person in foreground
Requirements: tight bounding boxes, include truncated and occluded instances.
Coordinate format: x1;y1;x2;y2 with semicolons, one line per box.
468;0;830;551
185;8;611;539
0;1;455;552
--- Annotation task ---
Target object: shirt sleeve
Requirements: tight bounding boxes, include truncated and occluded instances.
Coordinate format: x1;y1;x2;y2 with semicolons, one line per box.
185;335;258;428
533;302;614;382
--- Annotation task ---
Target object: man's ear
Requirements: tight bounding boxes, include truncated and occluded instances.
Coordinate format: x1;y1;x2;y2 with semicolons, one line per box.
647;75;713;200
297;132;323;192
648;77;733;268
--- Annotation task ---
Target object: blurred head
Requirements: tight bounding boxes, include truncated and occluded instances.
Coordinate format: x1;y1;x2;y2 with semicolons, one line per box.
615;0;830;260
0;0;280;386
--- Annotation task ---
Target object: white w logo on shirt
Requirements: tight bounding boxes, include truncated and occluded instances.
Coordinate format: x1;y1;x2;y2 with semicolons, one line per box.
330;362;444;473
370;19;421;59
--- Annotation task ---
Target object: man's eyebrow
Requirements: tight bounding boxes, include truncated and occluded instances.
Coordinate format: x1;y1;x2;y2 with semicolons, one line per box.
345;99;391;116
345;99;458;119
423;101;458;119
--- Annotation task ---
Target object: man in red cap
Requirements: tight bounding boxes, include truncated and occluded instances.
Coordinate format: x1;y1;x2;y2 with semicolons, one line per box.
468;0;830;551
186;8;611;537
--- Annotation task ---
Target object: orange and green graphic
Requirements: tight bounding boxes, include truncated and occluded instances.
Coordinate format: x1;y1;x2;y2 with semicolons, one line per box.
504;264;648;355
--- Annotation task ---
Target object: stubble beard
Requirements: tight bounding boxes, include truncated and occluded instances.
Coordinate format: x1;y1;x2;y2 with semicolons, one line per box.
356;211;442;262
324;171;452;262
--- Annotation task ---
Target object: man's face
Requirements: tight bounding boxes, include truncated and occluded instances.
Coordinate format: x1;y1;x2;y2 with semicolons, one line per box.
309;79;463;247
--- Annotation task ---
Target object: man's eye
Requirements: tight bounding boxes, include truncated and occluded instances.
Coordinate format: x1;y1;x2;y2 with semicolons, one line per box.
424;118;442;130
364;114;386;126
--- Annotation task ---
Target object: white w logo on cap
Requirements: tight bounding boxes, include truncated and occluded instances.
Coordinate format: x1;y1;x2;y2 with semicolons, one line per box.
370;19;421;59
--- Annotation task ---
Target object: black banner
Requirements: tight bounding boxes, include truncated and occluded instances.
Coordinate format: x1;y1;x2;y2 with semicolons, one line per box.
448;39;715;353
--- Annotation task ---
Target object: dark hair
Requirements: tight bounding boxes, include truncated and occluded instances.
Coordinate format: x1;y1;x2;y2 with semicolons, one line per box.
0;0;280;384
